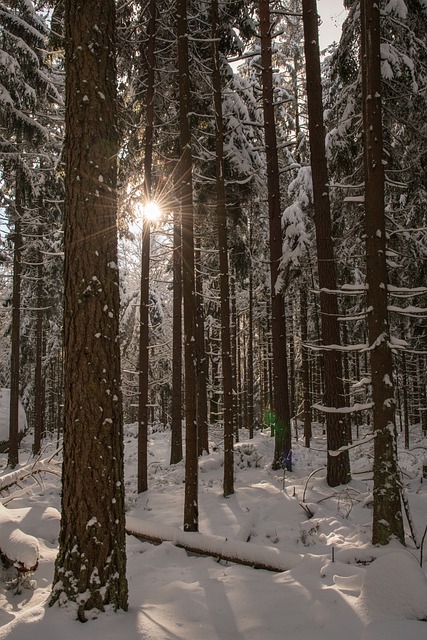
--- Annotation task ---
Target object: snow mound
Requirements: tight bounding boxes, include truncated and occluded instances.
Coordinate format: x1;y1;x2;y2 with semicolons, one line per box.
199;455;223;473
20;505;60;545
358;549;427;621
0;503;39;571
234;442;263;469
361;619;427;640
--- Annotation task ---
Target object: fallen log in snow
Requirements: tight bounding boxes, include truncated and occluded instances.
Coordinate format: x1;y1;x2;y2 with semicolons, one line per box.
126;517;303;573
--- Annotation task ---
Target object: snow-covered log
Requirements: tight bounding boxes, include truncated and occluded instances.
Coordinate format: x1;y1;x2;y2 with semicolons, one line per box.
126;517;303;572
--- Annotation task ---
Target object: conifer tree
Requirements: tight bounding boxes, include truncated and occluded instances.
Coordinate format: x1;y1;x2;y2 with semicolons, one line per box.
0;0;64;463
211;0;235;496
50;0;128;618
302;0;350;486
259;0;292;470
177;0;198;532
360;0;404;546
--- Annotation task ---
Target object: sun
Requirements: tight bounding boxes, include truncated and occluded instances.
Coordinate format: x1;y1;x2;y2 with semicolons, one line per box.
143;201;162;222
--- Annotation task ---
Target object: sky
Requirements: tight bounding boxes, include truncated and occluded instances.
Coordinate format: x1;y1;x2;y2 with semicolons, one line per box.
317;0;348;48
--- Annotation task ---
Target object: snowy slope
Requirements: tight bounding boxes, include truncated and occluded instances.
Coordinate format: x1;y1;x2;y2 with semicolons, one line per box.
0;421;426;640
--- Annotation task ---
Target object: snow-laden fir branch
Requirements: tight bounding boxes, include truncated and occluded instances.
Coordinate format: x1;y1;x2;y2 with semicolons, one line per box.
327;433;376;457
313;402;374;416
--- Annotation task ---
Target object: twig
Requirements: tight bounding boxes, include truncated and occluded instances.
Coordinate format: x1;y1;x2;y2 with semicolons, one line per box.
302;467;325;503
420;524;427;567
0;452;62;497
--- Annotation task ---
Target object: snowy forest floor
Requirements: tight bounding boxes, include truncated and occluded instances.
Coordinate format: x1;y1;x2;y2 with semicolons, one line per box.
0;421;427;640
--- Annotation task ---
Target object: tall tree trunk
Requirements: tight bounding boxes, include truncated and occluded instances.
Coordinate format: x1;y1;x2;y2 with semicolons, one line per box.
259;0;292;470
241;319;248;431
209;338;221;424
300;287;312;447
194;231;209;455
399;325;409;449
137;0;156;494
354;350;362;439
360;0;404;545
419;353;427;436
212;0;234;495
170;210;183;464
51;0;128;617
8;172;23;469
33;238;44;456
247;222;254;438
288;306;296;436
342;322;352;443
230;274;239;441
177;0;198;532
302;0;351;486
137;217;150;493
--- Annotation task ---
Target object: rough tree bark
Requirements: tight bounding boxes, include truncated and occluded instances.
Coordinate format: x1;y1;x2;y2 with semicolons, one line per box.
247;221;254;439
212;0;235;496
33;235;44;456
137;214;150;493
137;0;156;493
300;288;312;447
259;0;292;470
360;0;404;545
177;0;198;532
170;210;183;464
8;170;23;469
194;231;209;456
50;0;128;618
302;0;351;486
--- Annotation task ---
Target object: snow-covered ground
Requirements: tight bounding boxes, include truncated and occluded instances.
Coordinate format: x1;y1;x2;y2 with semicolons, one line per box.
0;421;426;639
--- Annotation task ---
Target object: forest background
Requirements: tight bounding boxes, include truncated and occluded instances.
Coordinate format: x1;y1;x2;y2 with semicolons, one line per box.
0;0;426;628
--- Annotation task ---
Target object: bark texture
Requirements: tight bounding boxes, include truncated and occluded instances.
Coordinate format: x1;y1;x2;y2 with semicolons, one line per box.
259;0;292;470
8;176;22;469
360;0;404;545
177;0;198;531
137;0;156;493
195;232;209;456
170;211;183;464
33;239;44;456
212;0;235;496
137;219;150;493
302;0;351;486
50;0;128;618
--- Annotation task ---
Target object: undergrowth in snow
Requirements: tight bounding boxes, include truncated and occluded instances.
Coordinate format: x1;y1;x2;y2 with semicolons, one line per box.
0;421;426;640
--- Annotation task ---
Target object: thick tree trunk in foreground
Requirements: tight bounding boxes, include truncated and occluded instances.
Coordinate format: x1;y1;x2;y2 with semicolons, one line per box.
302;0;350;486
259;0;292;470
360;0;404;545
50;0;128;618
